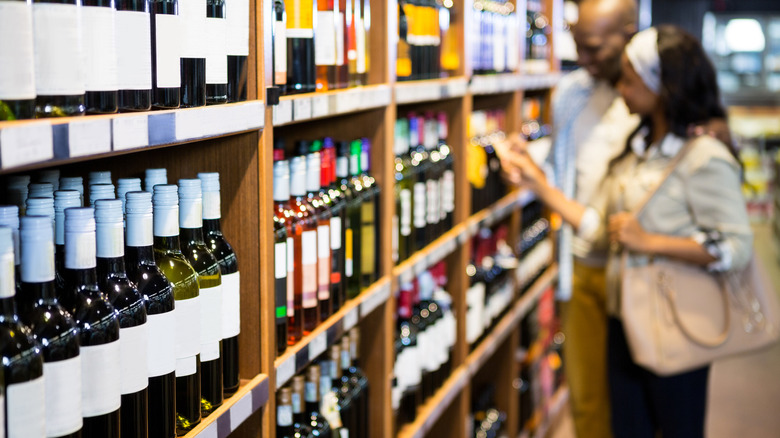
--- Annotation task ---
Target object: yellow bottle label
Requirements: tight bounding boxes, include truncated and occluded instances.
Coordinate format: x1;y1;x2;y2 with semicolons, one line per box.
285;0;314;30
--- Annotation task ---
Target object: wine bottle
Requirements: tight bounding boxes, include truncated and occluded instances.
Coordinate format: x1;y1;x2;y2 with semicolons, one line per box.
5;175;30;216
345;0;359;86
152;184;202;434
0;206;21;295
397;280;422;427
0;226;45;437
289;376;314;436
25;197;54;237
226;0;250;102
145;168;168;193
423;114;442;240
409;115;429;251
336;141;360;299
205;0;228;104
284;0;315;93
0;0;36;120
150;0;181;108
276;387;296;438
337;338;359;436
272;0;288;95
178;179;223;415
89;170;113;186
348;328;369;437
359;138;379;286
357;0;369;85
118;178;144;214
347;140;366;294
125;191;177;438
82;0;119;114
89;183;116;206
60;207;121;437
36;169;60;191
54;190;81;307
326;344;352;436
95;199;150;438
315;0;338;91
393;118;413;263
59;176;85;206
32;0;85;117
28;182;54;199
288;155;319;339
322;138;345;312
180;0;207;107
117;0;153;111
20;215;83;438
396;0;411;81
272;147;291;355
437;112;454;230
303;142;332;322
336;0;348;88
197;173;240;396
303;366;332;436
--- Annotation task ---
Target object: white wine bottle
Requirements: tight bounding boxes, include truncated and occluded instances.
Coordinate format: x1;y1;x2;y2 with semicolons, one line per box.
227;0;250;101
205;0;228;104
0;206;21;295
82;0;119;113
145;168;168;193
150;0;181;108
0;0;36;120
117;0;153;111
179;0;207;107
59;177;85;206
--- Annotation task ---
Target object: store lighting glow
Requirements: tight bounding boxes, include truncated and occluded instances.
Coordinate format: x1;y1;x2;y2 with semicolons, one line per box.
725;19;766;52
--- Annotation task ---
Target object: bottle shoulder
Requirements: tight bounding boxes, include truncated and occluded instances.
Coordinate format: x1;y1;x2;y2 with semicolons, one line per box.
27;304;80;361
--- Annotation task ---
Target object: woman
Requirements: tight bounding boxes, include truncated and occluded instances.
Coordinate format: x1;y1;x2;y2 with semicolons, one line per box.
501;25;753;437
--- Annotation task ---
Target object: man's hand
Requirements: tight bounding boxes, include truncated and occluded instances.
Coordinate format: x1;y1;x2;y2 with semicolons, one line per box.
494;132;546;189
608;212;653;253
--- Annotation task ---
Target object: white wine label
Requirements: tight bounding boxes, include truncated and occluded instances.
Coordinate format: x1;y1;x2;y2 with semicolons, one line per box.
413;182;426;229
344;228;353;277
226;0;250;56
201;340;220;362
97;222;124;259
0;2;35;100
81;6;119;92
154;205;179;237
81;341;122;417
400;189;412;237
275;243;287;279
277;405;293;427
33;3;84;95
7;376;45;438
175;296;201;366
21;238;55;283
301;231;317;265
202;191;221;220
154;14;182;88
330;217;342;250
442;170;455;213
426;179;439;225
65;232;97;270
199;285;223;359
44;356;83;437
205;17;228;84
356;18;366;74
179;199;203;229
176;355;197;377
121;324;150;394
0;252;14;299
221;272;241;338
317;225;330;259
315;11;337;66
116;10;153;90
179;0;207;57
127;214;154;247
302;232;317;308
273;21;288;82
405;345;422;386
287;237;295;317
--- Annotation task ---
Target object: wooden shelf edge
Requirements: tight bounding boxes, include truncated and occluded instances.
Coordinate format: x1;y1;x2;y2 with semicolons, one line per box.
274;276;392;389
0;100;265;173
184;373;270;438
395;77;469;105
273;85;393;126
396;367;470;438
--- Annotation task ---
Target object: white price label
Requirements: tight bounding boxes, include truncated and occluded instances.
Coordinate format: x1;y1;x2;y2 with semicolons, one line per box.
335;92;358;113
276;356;295;388
311;95;329;118
229;391;253;431
0;122;53;169
360;281;390;317
175;108;208;140
309;332;327;359
113;115;149;151
293;97;312;121
69;119;112;157
343;307;358;331
273;99;293;126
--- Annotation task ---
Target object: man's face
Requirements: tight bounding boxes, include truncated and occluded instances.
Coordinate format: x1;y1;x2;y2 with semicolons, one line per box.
572;19;628;83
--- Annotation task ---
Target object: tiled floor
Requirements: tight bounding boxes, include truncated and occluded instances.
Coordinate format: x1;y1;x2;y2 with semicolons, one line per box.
549;222;780;438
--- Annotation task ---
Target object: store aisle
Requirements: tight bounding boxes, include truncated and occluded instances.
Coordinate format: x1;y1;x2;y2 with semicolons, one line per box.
549;222;780;438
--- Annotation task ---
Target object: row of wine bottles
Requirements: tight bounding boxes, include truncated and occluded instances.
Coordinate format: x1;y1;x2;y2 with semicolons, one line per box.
520;95;552;141
0;0;249;120
272;0;371;95
0;168;240;438
396;0;459;81
273;137;380;355
515;200;552;290
525;0;552;65
276;329;369;438
470;383;508;438
393;262;456;433
470;0;521;75
468;109;508;213
392;112;455;264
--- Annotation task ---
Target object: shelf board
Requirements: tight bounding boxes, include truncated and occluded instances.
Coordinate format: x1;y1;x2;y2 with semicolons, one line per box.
273;85;392;126
519;73;563;91
396;367;470;438
274;276;392;389
395;77;469;105
183;373;270;438
470;73;525;96
0;100;265;172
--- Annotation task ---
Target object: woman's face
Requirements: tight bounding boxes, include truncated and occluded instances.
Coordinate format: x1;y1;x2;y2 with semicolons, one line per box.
617;52;660;116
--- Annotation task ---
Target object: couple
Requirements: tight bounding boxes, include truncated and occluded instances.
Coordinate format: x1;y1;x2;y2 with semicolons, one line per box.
498;2;752;438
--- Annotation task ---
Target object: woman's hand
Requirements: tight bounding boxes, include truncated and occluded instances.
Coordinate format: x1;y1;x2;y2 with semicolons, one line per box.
608;212;653;252
494;134;547;190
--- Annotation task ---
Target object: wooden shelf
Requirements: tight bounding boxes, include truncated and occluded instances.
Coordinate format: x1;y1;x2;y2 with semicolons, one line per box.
518;385;570;438
519;73;563;91
183;373;270;438
272;85;393;126
396;367;470;438
0;101;265;172
395;77;469;105
274;277;392;389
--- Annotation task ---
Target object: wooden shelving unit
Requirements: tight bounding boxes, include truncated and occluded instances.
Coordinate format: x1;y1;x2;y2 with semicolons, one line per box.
0;0;567;435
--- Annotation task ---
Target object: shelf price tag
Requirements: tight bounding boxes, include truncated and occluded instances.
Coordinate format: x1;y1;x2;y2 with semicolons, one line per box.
343;307;359;331
335;91;359;114
311;95;329;119
360;281;390;317
272;99;293;126
446;79;467;97
198;421;219;438
276;356;295;388
309;332;327;360
113;115;149;151
293;97;312;121
413;257;428;277
229;391;254;433
0;122;54;169
69;119;112;157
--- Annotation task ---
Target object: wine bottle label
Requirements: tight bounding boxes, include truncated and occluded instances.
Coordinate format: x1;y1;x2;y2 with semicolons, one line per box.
205;16;228;84
154;205;179;237
147;310;177;377
286;237;294;317
97;222;125;259
356;17;366;74
116;10;153;90
81;341;122;417
175;296;201;377
154;14;182;88
199;285;223;361
277;405;293;427
350;154;359;176
82;6;119;92
226;0;249;56
7;376;45;438
179;199;203;229
426;178;439;225
301;231;318;308
33;3;85;95
180;0;207;58
360;203;375;275
315;11;337;66
285;0;313;32
413;182;426;229
304;381;317;403
222;271;242;338
442;170;455;214
120;324;150;395
330;216;342;250
127;214;154;247
0;2;35;100
291;392;302;413
317;224;330;300
273;20;288;83
400;189;412;237
44;356;83;437
344;228;353;277
335;13;345;67
65;232;97;269
202;191;221;220
405;345;422;386
274;242;287;320
0;251;14;299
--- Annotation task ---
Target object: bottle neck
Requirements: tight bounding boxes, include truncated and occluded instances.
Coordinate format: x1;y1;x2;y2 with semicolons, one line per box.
154;234;182;252
180;227;206;245
125;245;157;272
64;266;99;289
96;256;128;278
202;218;223;236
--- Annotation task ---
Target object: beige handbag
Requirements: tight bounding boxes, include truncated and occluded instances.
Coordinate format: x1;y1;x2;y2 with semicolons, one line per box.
619;140;780;376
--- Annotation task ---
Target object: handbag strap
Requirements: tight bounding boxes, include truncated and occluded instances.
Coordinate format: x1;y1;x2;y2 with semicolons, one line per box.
630;137;694;217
